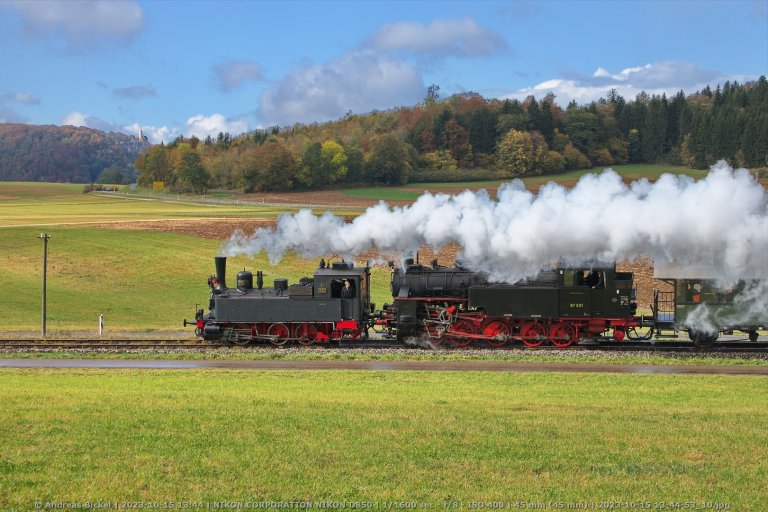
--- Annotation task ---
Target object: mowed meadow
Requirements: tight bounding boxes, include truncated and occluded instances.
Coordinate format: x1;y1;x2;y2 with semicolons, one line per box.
1;369;767;509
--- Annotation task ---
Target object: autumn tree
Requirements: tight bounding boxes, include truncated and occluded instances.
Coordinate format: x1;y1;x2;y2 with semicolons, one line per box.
367;135;412;185
320;140;348;184
496;129;534;177
439;119;473;167
175;151;209;194
562;143;592;169
136;145;172;187
298;142;324;188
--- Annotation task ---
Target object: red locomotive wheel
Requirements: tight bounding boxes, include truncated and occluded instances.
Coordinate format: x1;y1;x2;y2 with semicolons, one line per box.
482;320;509;348
267;323;290;345
549;322;577;348
449;319;476;348
295;323;318;345
520;322;546;347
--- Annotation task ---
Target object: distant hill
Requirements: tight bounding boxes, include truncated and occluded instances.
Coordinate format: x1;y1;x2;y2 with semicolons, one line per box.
0;123;149;183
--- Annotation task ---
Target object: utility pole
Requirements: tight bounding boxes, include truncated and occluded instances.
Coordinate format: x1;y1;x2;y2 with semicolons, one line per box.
38;233;51;337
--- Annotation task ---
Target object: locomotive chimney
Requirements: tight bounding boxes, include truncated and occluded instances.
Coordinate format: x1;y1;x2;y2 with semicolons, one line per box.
214;256;227;291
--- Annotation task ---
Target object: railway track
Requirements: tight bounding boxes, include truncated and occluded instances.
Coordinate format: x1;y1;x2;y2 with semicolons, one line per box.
0;337;766;353
0;339;224;350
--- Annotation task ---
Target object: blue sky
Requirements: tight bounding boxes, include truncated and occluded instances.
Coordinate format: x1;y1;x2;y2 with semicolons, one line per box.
0;0;766;143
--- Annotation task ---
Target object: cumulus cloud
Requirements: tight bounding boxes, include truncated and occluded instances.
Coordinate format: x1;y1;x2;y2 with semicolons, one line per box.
212;59;264;92
120;114;247;144
61;110;114;132
259;51;424;126
256;17;507;126
2;0;144;46
122;122;178;144
504;61;754;105
366;18;507;57
113;84;156;100
185;113;249;139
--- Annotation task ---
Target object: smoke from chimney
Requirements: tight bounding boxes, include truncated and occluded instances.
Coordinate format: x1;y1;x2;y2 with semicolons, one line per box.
220;161;767;285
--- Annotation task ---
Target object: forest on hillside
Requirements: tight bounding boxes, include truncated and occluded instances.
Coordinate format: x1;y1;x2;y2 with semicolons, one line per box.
0;124;149;183
137;77;768;194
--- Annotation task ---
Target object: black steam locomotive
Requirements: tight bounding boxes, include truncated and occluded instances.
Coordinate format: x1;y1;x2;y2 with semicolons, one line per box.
386;258;638;347
188;256;372;345
188;256;645;347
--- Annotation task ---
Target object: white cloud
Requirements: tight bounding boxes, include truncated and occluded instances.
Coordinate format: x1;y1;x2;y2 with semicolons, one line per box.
61;111;88;126
185;113;248;139
61;110;114;132
122;123;178;144
259;51;424;126
504;61;754;105
212;59;263;92
3;0;144;45
366;18;507;57
121;115;247;144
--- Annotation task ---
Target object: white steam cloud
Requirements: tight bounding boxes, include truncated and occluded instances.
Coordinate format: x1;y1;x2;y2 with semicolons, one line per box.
221;161;767;287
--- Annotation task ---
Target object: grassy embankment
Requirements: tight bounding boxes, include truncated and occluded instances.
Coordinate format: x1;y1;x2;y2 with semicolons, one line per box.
0;369;766;509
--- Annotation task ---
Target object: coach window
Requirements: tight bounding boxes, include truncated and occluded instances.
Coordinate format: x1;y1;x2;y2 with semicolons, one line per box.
685;281;703;303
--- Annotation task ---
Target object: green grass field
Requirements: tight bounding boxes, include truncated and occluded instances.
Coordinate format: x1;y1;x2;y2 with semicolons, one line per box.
0;182;299;227
0;226;392;332
342;164;711;201
0;182;391;332
0;369;765;509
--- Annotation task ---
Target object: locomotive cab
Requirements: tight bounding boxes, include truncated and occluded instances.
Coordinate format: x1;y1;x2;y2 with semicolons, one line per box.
312;261;371;321
557;266;637;318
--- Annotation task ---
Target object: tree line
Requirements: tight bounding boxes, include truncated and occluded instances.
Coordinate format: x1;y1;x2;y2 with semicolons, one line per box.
136;77;768;194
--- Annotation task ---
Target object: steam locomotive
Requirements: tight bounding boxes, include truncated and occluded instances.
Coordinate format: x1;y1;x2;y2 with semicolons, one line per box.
187;256;765;347
187;256;371;345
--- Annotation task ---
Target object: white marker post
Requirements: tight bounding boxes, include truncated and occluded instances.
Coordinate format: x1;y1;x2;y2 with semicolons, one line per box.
99;314;104;337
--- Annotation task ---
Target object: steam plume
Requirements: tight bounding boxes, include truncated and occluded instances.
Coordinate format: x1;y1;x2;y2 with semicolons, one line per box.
221;161;767;284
